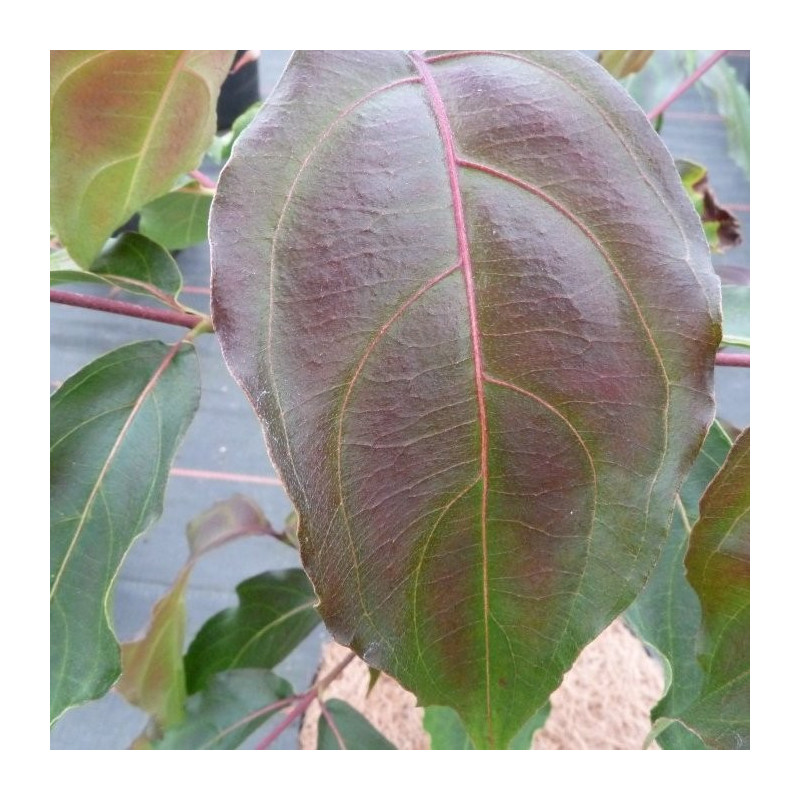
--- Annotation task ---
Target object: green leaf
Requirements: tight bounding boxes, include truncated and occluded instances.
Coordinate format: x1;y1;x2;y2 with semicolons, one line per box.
208;101;262;164
317;699;396;749
50;340;200;724
675;159;742;254
677;428;750;749
721;285;750;348
139;183;214;251
626;420;733;749
154;670;293;750
210;50;720;748
424;703;549;749
184;569;321;694
51;50;235;266
617;50;688;113
50;232;184;307
695;53;750;180
597;50;654;79
117;494;277;737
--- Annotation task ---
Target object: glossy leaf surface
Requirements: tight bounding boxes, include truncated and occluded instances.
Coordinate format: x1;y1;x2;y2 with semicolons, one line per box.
317;700;396;749
154;669;293;750
139;183;214;251
185;569;321;694
50;233;184;308
50;340;200;723
678;428;750;748
211;50;721;748
118;494;276;736
626;420;733;749
51;50;234;266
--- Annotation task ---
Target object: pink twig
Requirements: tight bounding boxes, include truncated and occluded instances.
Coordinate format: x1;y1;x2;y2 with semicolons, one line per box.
715;352;750;368
254;652;356;750
647;51;730;120
51;289;208;330
189;170;217;190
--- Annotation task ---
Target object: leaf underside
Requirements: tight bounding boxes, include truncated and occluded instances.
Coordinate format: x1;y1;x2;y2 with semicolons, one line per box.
50;341;200;723
50;50;234;266
210;50;720;748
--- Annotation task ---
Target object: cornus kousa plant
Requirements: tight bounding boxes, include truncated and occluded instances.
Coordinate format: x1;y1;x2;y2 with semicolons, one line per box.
50;50;750;750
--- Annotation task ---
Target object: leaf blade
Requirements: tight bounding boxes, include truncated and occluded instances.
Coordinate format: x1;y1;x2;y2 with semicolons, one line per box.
50;340;200;723
210;49;721;749
317;699;396;750
51;50;234;266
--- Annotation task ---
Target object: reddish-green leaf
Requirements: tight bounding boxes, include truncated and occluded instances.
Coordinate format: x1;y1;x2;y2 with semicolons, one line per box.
51;50;234;266
673;428;750;748
117;494;277;738
210;50;721;748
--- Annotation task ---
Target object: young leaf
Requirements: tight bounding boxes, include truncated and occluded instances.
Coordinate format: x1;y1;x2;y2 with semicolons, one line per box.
51;50;235;266
626;420;733;749
139;183;214;251
317;699;396;750
675;160;742;254
721;285;750;348
184;569;321;694
117;494;278;736
676;428;749;749
50;340;200;723
424;702;549;749
50;232;184;308
154;669;293;750
210;50;720;748
597;50;654;79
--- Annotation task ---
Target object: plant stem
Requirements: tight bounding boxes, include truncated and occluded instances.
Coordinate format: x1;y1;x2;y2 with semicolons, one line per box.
647;50;730;120
51;289;210;331
253;652;357;750
715;352;750;368
318;700;347;749
189;169;217;190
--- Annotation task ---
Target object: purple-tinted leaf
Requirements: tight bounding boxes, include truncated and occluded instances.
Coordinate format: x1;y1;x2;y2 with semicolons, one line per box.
210;50;721;748
51;50;234;266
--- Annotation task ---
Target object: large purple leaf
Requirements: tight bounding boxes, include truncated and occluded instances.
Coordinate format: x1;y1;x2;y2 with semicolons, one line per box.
210;50;721;748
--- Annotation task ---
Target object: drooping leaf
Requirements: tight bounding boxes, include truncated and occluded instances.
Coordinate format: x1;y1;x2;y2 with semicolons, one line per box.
139;183;214;251
154;669;293;750
50;50;235;266
676;428;750;749
184;569;321;694
117;569;191;733
721;285;750;348
675;159;742;254
317;699;396;750
210;50;721;748
597;50;654;79
50;340;200;723
626;420;733;749
50;232;184;308
118;493;276;738
424;702;549;749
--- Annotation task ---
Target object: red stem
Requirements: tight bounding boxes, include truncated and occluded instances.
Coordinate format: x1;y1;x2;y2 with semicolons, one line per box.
189;169;217;190
51;289;208;330
647;50;730;120
253;652;356;750
715;352;750;368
